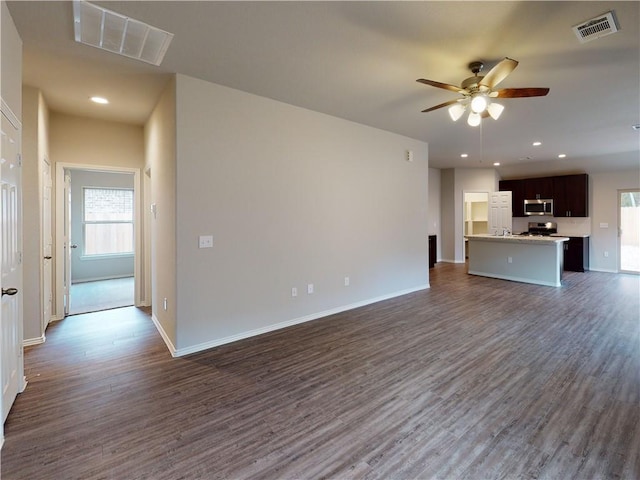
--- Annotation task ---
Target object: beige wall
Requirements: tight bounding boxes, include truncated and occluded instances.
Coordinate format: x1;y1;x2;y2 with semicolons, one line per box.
1;2;22;118
173;74;428;354
440;168;499;263
21;86;50;342
144;77;177;348
428;167;441;261
590;170;640;272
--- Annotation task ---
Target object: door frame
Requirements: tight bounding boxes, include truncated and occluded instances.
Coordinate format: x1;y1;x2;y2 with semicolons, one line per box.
54;163;142;319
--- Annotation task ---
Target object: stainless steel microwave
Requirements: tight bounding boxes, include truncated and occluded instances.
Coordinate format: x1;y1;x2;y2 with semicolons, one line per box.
524;199;553;216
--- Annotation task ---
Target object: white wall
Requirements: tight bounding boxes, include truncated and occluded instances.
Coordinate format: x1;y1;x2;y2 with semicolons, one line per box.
144;77;177;349
69;170;135;283
428;167;441;261
172;74;428;354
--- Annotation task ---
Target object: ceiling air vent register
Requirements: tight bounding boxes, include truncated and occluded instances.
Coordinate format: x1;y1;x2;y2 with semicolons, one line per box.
572;11;619;43
73;0;174;66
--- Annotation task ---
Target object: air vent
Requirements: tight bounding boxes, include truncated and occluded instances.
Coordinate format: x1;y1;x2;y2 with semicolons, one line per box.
73;0;174;66
572;11;619;43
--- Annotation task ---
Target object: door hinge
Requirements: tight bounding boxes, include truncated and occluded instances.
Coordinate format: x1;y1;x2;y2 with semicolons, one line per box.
18;251;23;264
17;153;22;166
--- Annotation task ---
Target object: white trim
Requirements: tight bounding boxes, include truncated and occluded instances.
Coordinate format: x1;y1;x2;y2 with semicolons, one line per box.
172;285;429;357
588;267;619;273
1;99;21;129
72;274;133;284
151;313;177;356
23;335;46;347
55;163;142;320
49;314;65;323
468;270;561;287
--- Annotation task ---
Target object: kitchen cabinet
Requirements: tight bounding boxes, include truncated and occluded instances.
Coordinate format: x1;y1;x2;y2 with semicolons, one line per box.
429;235;437;268
499;179;524;217
553;174;589;217
563;236;589;272
523;176;554;200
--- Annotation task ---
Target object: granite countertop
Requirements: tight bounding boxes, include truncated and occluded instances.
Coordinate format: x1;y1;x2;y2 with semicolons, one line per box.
465;234;569;244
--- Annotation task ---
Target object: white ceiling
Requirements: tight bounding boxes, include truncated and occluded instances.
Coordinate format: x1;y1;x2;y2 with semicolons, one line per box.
6;1;640;177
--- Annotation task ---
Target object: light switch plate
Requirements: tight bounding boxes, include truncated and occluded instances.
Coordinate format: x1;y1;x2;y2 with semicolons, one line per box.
199;235;213;248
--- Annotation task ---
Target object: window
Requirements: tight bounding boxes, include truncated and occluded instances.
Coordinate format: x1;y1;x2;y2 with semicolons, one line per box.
83;187;134;256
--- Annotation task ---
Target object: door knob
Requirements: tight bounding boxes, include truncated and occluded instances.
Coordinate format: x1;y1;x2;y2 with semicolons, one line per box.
44;256;52;260
2;288;18;296
70;244;78;249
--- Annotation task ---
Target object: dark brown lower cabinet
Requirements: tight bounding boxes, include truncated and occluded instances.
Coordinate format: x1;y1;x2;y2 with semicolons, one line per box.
429;235;436;268
564;236;589;272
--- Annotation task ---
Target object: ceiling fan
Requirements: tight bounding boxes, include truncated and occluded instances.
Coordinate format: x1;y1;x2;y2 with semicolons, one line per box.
417;58;549;126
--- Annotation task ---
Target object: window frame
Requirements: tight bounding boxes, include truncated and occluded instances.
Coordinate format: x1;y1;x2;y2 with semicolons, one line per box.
81;186;135;259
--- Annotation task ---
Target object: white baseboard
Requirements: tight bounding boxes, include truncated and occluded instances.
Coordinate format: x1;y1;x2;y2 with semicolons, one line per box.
172;284;429;357
50;314;65;323
23;335;46;347
588;267;618;273
151;313;177;357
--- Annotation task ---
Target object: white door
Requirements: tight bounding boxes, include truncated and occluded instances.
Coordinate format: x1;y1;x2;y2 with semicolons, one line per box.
1;102;24;424
489;191;513;235
42;158;53;330
63;173;72;316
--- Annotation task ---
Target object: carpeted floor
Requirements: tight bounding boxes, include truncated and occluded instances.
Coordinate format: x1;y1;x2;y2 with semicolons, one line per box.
69;277;134;315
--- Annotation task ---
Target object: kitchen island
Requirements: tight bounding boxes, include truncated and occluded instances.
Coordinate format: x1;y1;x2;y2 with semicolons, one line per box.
465;234;569;287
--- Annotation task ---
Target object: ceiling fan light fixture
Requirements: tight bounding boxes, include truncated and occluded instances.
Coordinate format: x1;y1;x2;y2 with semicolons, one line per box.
470;94;488;113
487;102;504;120
467;112;482;127
448;103;466;121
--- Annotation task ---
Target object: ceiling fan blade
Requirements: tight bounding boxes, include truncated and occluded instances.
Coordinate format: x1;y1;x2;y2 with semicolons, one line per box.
494;87;550;98
479;57;519;89
421;99;460;113
417;78;465;94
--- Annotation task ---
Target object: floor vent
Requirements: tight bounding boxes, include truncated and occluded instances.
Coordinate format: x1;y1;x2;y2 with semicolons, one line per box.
73;0;173;66
572;11;619;43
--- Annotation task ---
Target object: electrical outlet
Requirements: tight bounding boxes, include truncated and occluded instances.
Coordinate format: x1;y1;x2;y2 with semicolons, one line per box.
344;276;350;287
291;287;297;297
604;251;609;257
508;257;513;263
307;284;314;294
198;235;213;248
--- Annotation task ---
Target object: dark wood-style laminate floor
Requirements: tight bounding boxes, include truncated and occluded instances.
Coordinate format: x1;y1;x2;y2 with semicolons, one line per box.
2;264;639;479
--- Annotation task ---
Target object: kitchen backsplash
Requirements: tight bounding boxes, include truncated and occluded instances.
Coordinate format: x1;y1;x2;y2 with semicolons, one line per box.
512;216;591;236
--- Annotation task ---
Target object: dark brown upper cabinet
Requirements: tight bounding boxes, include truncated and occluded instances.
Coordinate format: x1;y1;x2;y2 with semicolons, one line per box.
553;174;589;217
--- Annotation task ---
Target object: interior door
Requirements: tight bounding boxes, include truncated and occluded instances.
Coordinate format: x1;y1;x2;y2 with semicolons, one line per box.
1;102;24;424
489;191;513;235
42;158;53;330
63;173;72;316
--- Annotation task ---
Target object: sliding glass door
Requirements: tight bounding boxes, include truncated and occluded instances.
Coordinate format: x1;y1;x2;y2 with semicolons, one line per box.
619;190;640;273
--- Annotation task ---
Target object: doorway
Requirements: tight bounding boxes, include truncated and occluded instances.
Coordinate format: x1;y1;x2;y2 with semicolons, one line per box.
464;191;489;258
55;163;142;319
619;190;640;273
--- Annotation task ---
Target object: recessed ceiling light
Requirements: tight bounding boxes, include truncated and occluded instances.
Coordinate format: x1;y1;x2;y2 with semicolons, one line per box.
532;141;542;146
493;162;500;166
460;153;468;158
558;154;567;158
90;96;109;104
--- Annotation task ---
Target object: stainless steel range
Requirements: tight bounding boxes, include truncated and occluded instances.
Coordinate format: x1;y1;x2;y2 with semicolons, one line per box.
519;222;558;236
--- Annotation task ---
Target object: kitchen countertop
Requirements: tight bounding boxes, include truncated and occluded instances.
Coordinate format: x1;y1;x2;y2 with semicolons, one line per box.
466;234;569;244
551;233;590;238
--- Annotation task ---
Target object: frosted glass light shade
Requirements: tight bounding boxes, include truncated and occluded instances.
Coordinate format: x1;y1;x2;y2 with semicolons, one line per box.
470;95;488;113
467;112;482;126
448;103;466;121
487;102;505;120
